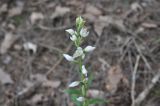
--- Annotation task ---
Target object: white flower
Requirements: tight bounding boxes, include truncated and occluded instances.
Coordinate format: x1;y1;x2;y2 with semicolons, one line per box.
69;81;80;87
82;65;87;76
80;28;89;37
63;54;74;61
76;97;85;102
84;46;96;52
65;29;75;35
70;34;77;41
73;47;84;58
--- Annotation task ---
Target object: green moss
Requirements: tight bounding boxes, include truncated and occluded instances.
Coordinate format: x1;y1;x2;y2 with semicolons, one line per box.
12;15;24;26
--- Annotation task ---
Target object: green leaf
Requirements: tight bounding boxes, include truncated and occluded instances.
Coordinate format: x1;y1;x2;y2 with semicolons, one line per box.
88;98;107;105
64;89;81;95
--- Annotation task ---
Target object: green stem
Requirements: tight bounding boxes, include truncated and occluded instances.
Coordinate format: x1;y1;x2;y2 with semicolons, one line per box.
76;26;88;106
78;58;88;106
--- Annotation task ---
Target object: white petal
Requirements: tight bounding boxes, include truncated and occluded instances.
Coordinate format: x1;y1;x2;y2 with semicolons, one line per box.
76;97;85;102
70;34;77;41
69;81;80;87
80;28;89;37
82;53;85;59
65;29;75;35
82;65;87;76
73;47;84;58
84;46;96;52
63;54;74;61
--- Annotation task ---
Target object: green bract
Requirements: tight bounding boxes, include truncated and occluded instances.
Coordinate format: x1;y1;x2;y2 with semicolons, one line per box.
76;16;85;32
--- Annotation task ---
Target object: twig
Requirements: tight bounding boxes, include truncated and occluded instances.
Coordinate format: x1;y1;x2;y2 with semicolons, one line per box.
119;37;133;63
38;24;74;31
45;42;73;76
131;55;140;106
134;70;160;106
38;43;63;53
98;57;111;69
133;39;152;70
16;82;41;100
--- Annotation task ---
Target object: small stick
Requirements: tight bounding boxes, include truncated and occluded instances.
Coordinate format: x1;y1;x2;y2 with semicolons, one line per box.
131;55;140;106
38;24;74;31
134;70;160;106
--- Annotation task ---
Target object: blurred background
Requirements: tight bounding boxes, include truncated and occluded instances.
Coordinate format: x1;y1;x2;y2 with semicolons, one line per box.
0;0;160;106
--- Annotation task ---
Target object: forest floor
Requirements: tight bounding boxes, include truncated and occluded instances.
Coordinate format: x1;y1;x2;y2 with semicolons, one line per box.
0;0;160;106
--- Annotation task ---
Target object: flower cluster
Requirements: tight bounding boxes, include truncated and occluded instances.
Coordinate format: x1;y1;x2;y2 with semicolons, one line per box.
63;16;96;104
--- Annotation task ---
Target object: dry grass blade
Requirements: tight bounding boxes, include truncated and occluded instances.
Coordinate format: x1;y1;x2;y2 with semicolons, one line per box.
131;55;140;106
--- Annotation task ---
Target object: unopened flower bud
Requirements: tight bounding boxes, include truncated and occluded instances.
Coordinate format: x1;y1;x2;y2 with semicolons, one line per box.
84;46;96;52
76;97;85;102
65;29;75;35
82;65;87;76
63;54;74;61
69;81;80;87
76;16;85;29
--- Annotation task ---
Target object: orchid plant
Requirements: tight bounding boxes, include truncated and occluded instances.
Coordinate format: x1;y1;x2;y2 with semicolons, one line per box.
63;16;106;106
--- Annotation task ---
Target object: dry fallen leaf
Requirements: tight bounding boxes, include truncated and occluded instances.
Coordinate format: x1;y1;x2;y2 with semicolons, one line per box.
83;13;97;22
30;73;47;82
8;1;24;17
0;68;13;85
99;16;127;32
29;94;43;104
30;74;61;88
50;6;70;19
85;4;102;16
46;2;56;9
106;65;128;94
42;80;61;88
131;2;143;12
30;12;44;24
93;15;127;36
94;19;107;36
83;4;104;36
87;89;105;98
146;97;160;106
0;4;7;13
0;33;18;54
